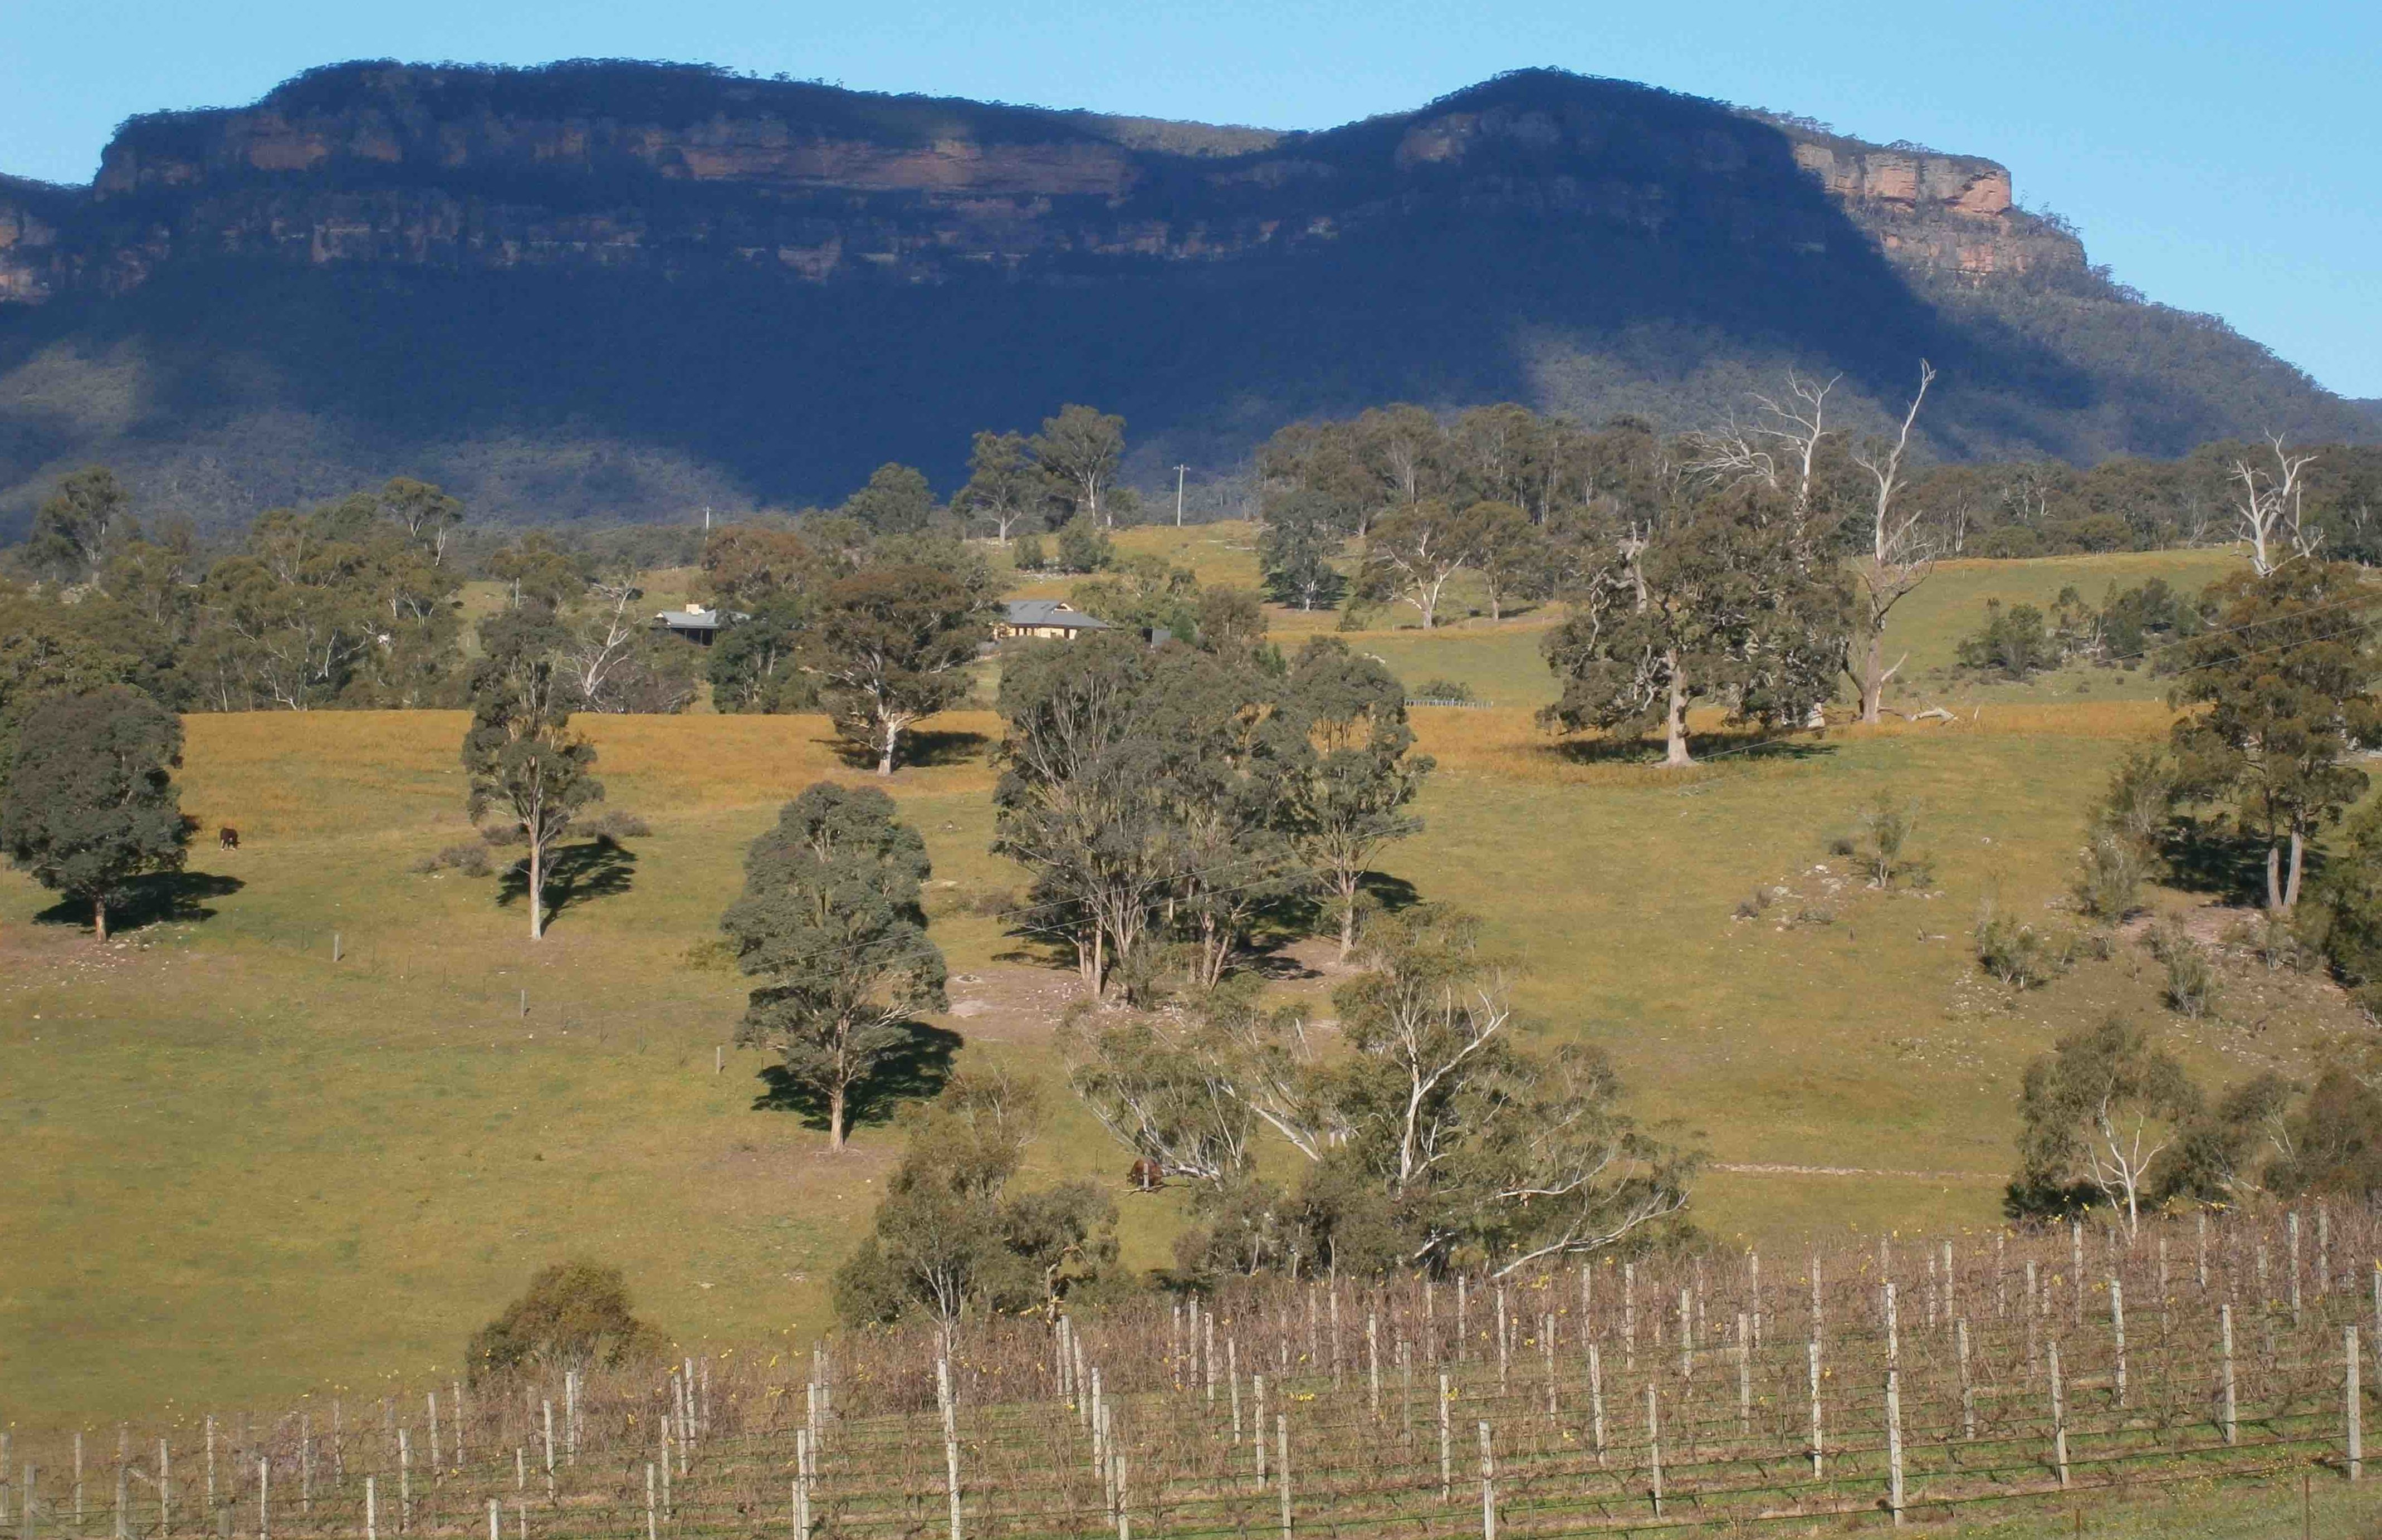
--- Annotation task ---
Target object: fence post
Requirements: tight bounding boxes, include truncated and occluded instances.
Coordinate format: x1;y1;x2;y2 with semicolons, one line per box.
258;1460;269;1540
2050;1342;2070;1489
1276;1415;1291;1540
1438;1373;1452;1500
1944;1319;1969;1442
1807;1339;1823;1479
1737;1313;1752;1431
486;1499;498;1540
2222;1304;2238;1446
1886;1366;1905;1528
1588;1344;1606;1462
365;1477;376;1540
1647;1383;1664;1518
644;1463;656;1540
2111;1278;2128;1406
1476;1422;1495;1540
1253;1375;1265;1487
2350;1326;2364;1483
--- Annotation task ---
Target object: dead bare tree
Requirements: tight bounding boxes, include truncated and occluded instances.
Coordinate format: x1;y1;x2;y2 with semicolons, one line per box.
1848;361;1938;723
1684;369;1838;517
2231;432;2322;576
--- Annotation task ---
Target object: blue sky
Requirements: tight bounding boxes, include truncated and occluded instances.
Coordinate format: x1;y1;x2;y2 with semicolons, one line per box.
4;0;2375;397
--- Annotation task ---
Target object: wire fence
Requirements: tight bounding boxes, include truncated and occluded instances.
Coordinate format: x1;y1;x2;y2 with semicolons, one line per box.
8;1204;2381;1538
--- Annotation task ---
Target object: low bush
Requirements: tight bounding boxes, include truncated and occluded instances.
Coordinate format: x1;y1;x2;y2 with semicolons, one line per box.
1975;901;2077;989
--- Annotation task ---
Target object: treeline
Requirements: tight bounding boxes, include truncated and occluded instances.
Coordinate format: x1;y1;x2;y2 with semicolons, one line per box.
1255;399;2382;564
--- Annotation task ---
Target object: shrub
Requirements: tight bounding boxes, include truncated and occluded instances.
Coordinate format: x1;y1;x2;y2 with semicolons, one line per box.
2075;829;2152;922
1054;519;1114;575
2148;918;2218;1018
465;1261;666;1384
1848;793;1929;889
1975;900;2077;989
1411;678;1474;703
415;843;493;877
480;823;526;847
1011;533;1046;572
579;810;651;842
1956;599;2060;679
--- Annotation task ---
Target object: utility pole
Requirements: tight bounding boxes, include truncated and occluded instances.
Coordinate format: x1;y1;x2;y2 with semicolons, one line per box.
1173;466;1188;527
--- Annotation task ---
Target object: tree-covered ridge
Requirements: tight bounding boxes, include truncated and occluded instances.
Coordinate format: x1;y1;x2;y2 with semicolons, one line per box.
1;66;2368;531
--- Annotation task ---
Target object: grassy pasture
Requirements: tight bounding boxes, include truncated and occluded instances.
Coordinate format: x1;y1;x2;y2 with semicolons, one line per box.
3;542;2361;1433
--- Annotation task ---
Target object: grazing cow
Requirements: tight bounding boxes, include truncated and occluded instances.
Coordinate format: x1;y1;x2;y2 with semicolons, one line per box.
1128;1158;1164;1192
218;826;240;851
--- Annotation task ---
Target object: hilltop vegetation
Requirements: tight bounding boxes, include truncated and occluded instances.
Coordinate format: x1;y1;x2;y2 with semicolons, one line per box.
2;64;2373;532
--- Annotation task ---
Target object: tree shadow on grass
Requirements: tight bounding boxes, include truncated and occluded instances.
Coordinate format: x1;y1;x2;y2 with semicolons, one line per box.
1547;729;1837;767
2159;815;2277;907
33;870;245;932
496;837;637;929
816;727;994;773
750;1022;962;1135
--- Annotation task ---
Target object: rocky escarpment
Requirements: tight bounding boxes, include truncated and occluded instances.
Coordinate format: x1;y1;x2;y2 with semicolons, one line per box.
0;63;2076;304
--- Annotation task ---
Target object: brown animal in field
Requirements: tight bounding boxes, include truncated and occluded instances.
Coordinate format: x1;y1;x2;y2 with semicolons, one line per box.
217;826;239;851
1128;1158;1164;1192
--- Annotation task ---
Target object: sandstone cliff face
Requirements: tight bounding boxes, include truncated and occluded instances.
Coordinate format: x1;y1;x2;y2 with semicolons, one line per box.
0;64;2078;306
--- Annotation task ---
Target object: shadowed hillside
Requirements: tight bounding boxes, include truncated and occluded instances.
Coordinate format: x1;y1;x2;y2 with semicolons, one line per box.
0;62;2368;532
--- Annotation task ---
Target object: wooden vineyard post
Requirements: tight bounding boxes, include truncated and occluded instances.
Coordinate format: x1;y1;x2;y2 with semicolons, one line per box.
1476;1422;1496;1540
2111;1278;2128;1406
1276;1415;1291;1540
1886;1367;1905;1528
2198;1212;2210;1293
365;1477;376;1540
794;1431;812;1540
2222;1304;2238;1446
1439;1373;1452;1500
2350;1326;2363;1483
644;1465;656;1540
1647;1384;1664;1519
1253;1375;1265;1487
2050;1342;2070;1489
2291;1211;2305;1326
1957;1319;1975;1440
1624;1264;1637;1370
1542;1315;1557;1421
399;1429;412;1534
1495;1287;1509;1391
156;1440;169;1537
1737;1312;1752;1432
2072;1221;2085;1325
1751;1250;1763;1348
1231;1343;1244;1444
257;1460;268;1540
541;1401;555;1503
486;1498;498;1540
1807;1339;1823;1479
938;1358;962;1540
1369;1312;1382;1417
1588;1344;1607;1462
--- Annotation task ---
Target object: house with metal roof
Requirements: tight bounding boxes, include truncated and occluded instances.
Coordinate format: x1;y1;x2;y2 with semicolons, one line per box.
651;605;742;645
994;600;1112;641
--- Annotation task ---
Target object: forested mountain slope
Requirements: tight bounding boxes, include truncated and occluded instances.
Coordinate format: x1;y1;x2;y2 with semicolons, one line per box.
0;62;2366;532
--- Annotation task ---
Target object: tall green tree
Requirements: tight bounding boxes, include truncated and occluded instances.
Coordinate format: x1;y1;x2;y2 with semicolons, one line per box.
0;686;191;940
805;565;989;774
24;466;133;583
1278;638;1435;956
1542;480;1846;767
2169;561;2381;912
842;463;936;536
1030;405;1131;529
1358;499;1481;630
1258;491;1348;611
954;432;1039;544
723;782;946;1151
462;609;603;940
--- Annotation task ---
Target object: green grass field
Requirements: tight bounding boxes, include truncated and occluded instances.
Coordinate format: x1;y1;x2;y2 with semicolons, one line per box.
4;541;2362;1446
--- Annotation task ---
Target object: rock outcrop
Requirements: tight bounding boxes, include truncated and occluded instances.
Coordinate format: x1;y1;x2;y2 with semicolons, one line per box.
0;63;2076;305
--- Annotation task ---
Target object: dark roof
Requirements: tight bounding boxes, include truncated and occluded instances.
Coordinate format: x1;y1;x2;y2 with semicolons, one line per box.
1002;600;1111;629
